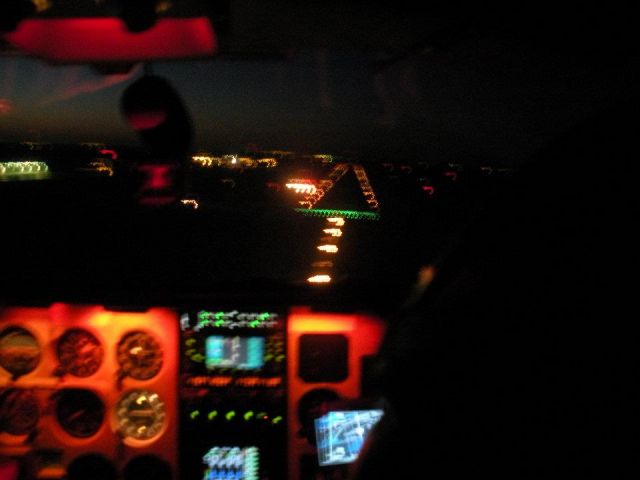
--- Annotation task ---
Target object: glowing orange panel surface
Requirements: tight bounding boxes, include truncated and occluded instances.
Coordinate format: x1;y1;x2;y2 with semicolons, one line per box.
0;304;179;476
4;17;217;63
287;310;386;480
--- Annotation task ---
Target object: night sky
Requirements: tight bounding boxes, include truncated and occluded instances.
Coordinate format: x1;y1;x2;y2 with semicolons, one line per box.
2;23;640;166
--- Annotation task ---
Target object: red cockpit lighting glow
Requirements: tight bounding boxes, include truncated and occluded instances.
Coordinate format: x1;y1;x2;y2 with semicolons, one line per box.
127;110;168;131
4;17;217;63
138;164;175;190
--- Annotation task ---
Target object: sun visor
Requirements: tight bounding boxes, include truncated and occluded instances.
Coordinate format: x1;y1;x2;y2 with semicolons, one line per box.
3;17;217;63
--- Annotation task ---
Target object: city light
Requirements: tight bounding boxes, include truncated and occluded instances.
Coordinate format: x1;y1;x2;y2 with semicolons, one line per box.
192;154;262;169
180;198;199;209
0;161;50;180
192;155;217;167
256;158;278;167
88;159;114;176
313;154;334;164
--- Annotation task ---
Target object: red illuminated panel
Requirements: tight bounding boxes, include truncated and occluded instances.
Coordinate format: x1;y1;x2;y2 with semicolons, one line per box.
4;17;217;63
0;460;18;480
0;304;178;470
287;310;386;480
289;315;354;333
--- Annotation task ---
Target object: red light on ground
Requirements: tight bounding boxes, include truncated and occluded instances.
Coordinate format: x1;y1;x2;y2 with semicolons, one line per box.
99;149;119;160
444;171;458;181
4;17;217;63
422;185;435;195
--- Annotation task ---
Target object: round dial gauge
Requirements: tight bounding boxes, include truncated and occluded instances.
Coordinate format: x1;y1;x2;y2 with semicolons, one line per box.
117;332;163;380
0;388;40;435
0;326;41;377
57;329;103;377
115;390;166;441
56;389;105;438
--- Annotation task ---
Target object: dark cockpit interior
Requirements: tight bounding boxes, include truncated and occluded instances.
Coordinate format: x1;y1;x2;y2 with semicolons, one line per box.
1;2;638;479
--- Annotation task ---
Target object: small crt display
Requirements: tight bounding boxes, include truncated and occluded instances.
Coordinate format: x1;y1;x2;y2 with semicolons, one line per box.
314;410;384;466
205;336;264;370
202;446;259;480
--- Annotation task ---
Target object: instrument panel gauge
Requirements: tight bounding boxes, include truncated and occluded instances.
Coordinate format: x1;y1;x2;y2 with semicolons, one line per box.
0;388;40;436
115;390;166;441
56;329;103;377
56;389;105;438
0;326;41;377
117;331;163;380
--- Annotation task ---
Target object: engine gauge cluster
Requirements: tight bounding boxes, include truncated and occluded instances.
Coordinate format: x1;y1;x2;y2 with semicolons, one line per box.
0;326;41;378
1;305;178;480
0;388;40;436
117;331;163;380
56;389;105;438
116;390;166;440
56;329;104;377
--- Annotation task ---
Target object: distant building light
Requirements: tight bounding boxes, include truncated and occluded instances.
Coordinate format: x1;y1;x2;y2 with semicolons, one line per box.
317;245;338;253
192;155;215;167
307;274;332;284
180;198;199;210
313;154;334;164
257;158;278;168
88;160;114;176
0;161;50;180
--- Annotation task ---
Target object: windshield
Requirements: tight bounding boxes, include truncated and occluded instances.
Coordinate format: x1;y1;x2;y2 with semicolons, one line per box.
0;4;638;480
